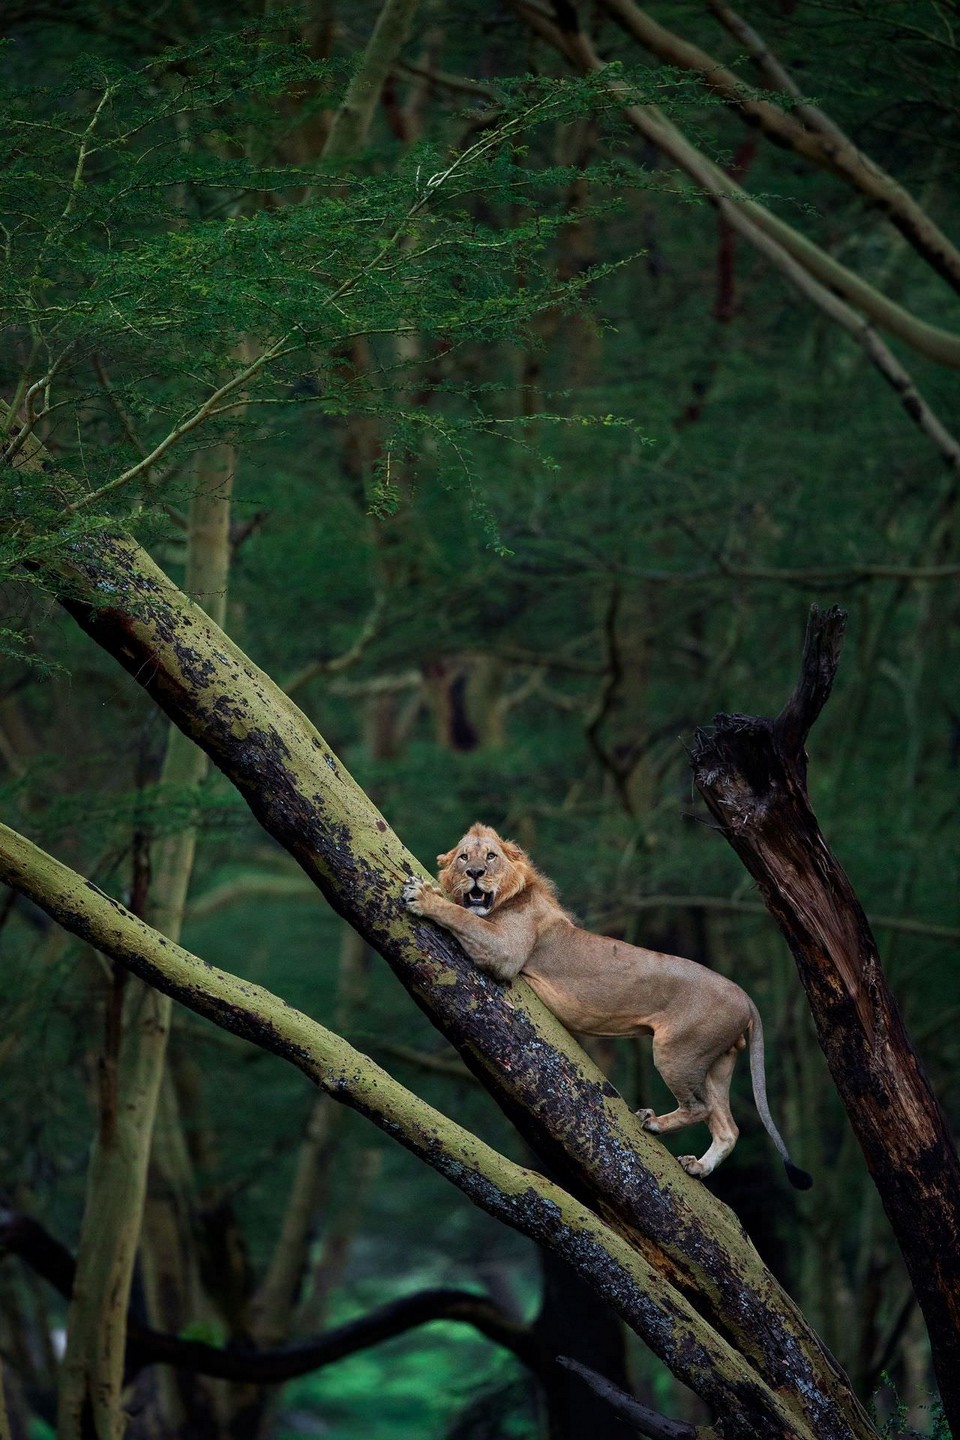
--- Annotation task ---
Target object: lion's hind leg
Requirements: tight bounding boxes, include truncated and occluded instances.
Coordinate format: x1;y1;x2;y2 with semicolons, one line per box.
637;1038;710;1138
639;1039;741;1181
676;1046;740;1180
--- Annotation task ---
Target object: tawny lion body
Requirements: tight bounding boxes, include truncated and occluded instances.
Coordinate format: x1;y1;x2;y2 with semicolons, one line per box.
403;823;811;1189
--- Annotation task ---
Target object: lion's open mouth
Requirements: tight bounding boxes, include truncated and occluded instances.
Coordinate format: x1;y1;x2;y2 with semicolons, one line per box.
463;884;493;914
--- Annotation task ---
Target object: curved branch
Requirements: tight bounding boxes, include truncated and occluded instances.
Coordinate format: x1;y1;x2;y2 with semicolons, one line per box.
599;0;960;296
512;0;960;369
0;1211;541;1380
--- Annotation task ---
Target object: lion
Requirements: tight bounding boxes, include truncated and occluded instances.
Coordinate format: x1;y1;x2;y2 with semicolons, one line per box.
402;822;811;1189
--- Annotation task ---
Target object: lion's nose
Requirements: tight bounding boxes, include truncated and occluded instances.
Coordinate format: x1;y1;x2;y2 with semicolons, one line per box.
466;866;485;880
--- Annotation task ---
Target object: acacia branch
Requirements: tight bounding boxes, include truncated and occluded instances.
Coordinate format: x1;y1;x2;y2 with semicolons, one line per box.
512;0;960;369
705;0;848;144
599;0;960;295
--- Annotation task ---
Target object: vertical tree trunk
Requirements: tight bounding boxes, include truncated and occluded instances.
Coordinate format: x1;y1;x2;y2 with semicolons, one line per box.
57;442;237;1440
140;440;242;1438
321;0;420;162
533;1249;638;1440
691;605;960;1435
55;978;172;1440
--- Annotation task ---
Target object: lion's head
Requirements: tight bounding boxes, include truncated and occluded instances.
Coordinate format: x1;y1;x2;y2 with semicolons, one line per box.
436;823;542;918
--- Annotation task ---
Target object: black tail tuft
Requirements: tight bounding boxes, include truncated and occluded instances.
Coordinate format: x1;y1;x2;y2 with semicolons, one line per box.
785;1160;814;1191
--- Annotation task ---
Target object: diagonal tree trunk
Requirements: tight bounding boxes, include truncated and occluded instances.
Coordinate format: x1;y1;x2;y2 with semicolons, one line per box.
690;605;960;1437
0;817;868;1440
2;537;875;1439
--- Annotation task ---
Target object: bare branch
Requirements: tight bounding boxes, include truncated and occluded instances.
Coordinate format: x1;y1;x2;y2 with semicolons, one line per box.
599;0;960;294
557;1357;712;1439
775;604;847;762
0;1209;542;1381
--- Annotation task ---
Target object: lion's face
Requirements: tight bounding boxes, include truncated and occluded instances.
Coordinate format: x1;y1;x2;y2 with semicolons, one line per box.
436;824;530;918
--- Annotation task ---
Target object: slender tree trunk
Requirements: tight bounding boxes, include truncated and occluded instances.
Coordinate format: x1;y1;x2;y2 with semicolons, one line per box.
691;605;960;1436
0;1358;12;1440
55;976;172;1440
138;437;239;1438
321;0;420;162
57;441;237;1440
533;1248;637;1440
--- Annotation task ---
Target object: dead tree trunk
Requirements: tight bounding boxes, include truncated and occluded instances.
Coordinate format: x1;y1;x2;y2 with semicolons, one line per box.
690;604;960;1436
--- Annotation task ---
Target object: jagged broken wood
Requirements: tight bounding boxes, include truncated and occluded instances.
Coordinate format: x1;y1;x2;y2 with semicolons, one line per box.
691;604;960;1435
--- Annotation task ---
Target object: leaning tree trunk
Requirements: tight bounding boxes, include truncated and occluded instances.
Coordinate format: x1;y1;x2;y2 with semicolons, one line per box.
0;426;881;1437
691;604;960;1436
0;819;843;1440
45;531;882;1439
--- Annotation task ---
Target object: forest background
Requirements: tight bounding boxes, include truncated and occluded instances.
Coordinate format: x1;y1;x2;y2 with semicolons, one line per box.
1;1;959;1438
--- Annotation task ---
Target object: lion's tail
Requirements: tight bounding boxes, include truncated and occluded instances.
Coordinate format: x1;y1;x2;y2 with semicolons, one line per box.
746;1001;813;1191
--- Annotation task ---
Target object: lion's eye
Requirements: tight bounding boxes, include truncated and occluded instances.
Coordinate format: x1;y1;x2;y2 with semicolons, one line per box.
486;852;497;861
459;852;468;861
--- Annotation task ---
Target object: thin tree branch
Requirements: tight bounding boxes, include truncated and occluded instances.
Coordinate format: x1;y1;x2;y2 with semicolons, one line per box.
705;0;848;144
599;0;960;295
557;1357;713;1438
610;894;960;947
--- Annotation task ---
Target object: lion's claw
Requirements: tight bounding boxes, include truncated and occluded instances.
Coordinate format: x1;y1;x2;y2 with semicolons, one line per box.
636;1108;658;1132
678;1155;705;1178
402;876;441;916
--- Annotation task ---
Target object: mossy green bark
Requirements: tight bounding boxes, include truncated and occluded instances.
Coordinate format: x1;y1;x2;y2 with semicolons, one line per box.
0;416;875;1438
42;527;878;1439
0;818;849;1440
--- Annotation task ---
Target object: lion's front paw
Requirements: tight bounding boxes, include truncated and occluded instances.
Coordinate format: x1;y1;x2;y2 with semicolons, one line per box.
636;1108;659;1132
402;877;441;917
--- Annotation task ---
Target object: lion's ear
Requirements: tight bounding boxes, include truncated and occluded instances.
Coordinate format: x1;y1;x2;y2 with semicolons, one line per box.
436;848;457;869
501;839;527;864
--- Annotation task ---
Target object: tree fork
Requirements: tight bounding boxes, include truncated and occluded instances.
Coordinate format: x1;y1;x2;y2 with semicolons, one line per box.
691;604;960;1436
